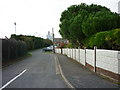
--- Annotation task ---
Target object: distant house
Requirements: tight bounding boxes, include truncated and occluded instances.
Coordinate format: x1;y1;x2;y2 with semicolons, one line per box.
46;31;69;47
54;38;69;47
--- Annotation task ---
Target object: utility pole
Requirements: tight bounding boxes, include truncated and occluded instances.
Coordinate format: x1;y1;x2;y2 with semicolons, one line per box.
52;28;55;53
14;22;16;34
118;1;120;15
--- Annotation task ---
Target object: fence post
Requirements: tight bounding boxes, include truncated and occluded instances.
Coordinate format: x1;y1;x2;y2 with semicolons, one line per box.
71;48;73;58
55;48;56;53
61;48;63;54
67;48;68;56
72;48;73;59
94;46;97;72
75;48;76;60
76;49;77;61
67;48;69;57
75;49;77;61
74;49;75;60
78;47;80;63
84;47;86;66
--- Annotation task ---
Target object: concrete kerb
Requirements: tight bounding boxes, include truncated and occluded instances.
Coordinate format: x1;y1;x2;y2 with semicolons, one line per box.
55;55;75;89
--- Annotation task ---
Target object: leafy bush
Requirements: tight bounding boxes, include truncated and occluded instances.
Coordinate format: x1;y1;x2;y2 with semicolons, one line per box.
84;29;120;50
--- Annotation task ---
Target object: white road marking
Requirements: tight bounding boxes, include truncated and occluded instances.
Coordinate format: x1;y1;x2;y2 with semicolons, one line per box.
55;57;60;75
0;69;27;90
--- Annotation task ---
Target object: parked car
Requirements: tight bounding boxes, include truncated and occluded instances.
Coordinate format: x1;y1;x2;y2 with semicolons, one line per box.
42;46;53;52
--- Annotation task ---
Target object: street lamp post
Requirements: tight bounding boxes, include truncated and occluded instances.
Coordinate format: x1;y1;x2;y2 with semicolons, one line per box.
14;22;16;34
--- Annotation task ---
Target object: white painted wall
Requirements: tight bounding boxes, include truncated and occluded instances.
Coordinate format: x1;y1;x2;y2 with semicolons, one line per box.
96;49;119;74
73;49;76;60
86;49;94;67
55;48;120;74
62;49;65;54
70;49;73;58
76;49;80;63
118;51;120;74
80;49;86;66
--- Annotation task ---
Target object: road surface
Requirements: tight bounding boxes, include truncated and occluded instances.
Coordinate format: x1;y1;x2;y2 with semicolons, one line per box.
2;49;67;88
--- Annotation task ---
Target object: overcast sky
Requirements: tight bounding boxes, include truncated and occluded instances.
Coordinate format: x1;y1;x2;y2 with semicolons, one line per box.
0;0;119;39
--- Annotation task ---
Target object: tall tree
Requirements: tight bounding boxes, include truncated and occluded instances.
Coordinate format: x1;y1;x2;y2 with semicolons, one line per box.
59;3;120;47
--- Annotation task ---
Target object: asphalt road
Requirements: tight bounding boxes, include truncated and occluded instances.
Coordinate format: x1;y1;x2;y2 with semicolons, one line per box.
2;49;68;88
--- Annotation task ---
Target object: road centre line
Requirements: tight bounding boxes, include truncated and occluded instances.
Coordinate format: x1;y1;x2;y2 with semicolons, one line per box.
0;69;27;90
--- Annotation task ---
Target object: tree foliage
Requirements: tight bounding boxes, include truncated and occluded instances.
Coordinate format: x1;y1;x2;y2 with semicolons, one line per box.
82;11;120;37
59;3;120;49
84;29;120;50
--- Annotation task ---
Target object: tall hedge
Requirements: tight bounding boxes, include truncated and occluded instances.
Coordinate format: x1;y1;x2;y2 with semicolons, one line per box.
2;39;27;62
11;34;52;51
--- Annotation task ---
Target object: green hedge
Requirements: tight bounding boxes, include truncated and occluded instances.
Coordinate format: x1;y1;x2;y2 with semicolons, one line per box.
2;34;52;65
2;39;27;62
84;29;120;50
11;34;52;51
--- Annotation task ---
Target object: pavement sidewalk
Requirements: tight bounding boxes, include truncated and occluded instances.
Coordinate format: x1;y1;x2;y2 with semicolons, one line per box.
56;54;119;88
